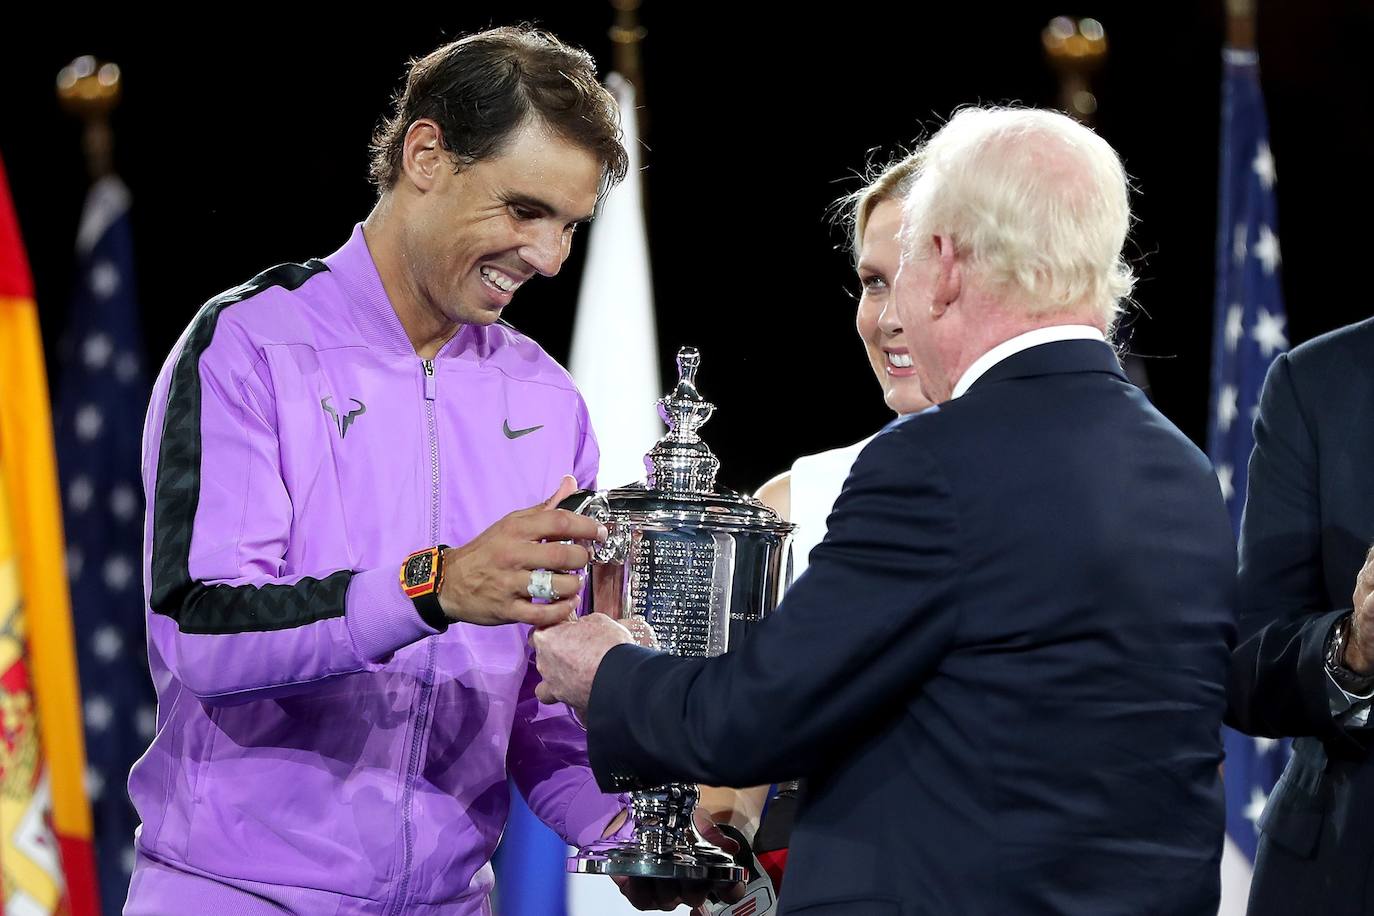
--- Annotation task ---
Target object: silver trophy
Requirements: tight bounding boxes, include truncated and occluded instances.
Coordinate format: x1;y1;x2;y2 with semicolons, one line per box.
561;347;795;884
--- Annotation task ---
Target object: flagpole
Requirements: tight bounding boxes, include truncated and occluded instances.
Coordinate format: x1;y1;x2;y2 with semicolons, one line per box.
1226;0;1256;51
1042;16;1106;125
1041;17;1154;393
609;0;647;139
57;56;121;182
609;0;650;222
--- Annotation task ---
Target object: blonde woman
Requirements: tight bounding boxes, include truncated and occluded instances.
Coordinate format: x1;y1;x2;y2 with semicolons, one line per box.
757;152;932;572
695;152;931;912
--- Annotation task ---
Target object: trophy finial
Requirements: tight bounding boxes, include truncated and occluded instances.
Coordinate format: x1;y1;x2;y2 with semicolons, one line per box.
677;347;701;388
644;346;720;493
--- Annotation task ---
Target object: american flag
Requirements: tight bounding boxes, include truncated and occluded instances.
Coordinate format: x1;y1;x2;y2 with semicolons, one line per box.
52;175;157;914
1206;47;1289;908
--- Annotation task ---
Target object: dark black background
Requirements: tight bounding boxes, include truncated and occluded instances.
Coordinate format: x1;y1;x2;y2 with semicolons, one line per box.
4;1;1372;492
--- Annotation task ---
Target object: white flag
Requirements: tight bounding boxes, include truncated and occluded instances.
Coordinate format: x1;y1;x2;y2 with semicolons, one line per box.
568;72;663;490
1218;835;1251;915
565;73;691;916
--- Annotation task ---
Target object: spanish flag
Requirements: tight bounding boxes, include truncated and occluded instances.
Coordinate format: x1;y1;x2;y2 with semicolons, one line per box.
0;155;100;915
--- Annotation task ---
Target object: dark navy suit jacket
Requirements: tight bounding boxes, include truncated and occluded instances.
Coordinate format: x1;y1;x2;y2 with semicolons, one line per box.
589;340;1237;916
1226;318;1374;916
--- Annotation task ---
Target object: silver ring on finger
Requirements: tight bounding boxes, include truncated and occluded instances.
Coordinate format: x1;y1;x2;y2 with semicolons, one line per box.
528;569;559;601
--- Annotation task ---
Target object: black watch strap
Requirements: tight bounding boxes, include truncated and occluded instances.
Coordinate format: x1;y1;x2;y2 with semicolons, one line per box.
413;591;449;632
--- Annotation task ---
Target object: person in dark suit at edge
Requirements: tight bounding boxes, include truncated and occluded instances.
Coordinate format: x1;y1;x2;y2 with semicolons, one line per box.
1225;316;1374;916
531;106;1238;916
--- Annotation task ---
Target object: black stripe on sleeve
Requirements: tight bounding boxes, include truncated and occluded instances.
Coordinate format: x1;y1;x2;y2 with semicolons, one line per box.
148;259;354;634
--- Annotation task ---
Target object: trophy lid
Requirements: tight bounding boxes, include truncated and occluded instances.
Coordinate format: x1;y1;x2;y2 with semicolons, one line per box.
644;347;721;495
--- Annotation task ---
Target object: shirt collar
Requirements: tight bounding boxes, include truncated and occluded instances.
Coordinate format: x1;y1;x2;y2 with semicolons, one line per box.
951;325;1106;399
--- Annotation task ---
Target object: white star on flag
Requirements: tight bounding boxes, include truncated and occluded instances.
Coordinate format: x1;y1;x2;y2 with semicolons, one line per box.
1253;141;1277;189
103;554;134;591
67;475;94;512
115;352;140;383
82;333;113;370
1217;385;1239;433
1254;225;1282;274
90;260;120;299
1217;464;1235;502
1253;308;1289;357
74;404;104;441
136;705;158;740
1244;785;1269;827
84;695;114;731
1225;305;1244;351
91;625;124;662
84;764;105;801
1233;223;1247;264
110;483;139;521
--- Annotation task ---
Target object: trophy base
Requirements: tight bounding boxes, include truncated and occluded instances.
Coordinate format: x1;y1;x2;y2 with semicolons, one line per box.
568;841;745;884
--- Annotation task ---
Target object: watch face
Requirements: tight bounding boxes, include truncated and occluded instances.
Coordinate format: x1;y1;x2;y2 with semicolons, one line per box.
404;553;434;587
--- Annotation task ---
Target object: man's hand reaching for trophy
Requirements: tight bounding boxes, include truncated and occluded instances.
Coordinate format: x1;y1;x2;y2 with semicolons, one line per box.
532;613;635;716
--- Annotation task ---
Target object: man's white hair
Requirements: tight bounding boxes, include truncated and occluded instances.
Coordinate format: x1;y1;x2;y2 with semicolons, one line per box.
900;107;1134;328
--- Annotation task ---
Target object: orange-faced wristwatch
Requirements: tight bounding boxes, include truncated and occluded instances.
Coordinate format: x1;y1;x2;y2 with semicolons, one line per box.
401;545;450;631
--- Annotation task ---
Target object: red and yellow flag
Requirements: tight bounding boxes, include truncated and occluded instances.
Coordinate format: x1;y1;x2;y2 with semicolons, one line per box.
0;155;99;915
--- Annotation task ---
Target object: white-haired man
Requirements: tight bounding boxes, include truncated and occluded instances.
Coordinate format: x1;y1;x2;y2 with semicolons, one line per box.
531;108;1236;915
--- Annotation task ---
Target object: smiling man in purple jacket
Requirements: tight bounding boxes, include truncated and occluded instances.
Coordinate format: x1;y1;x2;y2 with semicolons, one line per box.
123;26;674;915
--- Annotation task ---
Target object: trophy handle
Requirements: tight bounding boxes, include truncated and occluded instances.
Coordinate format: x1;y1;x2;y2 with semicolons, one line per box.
556;488;607;520
557;490;651;643
557;490;627;565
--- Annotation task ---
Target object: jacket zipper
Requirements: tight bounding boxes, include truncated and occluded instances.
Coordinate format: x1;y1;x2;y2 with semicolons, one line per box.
388;358;442;914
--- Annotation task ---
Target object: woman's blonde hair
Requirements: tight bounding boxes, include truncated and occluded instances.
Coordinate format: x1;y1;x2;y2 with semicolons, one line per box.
839;150;924;263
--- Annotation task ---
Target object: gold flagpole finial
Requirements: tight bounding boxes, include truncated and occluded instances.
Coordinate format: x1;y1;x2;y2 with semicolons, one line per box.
57;56;122;181
57;56;121;118
1043;17;1108;122
609;0;647;89
1224;0;1257;50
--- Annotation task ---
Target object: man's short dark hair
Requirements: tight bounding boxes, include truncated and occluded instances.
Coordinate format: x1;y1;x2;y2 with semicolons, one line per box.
369;25;628;195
